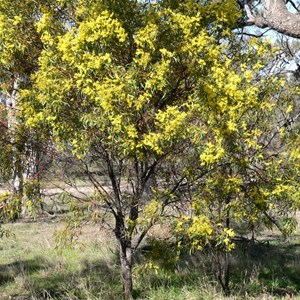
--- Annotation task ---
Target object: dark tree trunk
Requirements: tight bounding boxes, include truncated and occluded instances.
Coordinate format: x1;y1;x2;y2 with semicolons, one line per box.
223;197;231;296
119;239;133;300
223;252;230;296
115;212;134;300
215;195;231;296
216;250;231;296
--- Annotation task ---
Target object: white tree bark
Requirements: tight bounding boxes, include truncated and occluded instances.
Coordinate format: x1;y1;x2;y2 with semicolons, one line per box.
244;0;300;38
5;77;40;216
5;78;23;194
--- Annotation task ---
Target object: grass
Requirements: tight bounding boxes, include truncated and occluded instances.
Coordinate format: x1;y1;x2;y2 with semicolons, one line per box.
0;219;121;299
1;218;300;299
228;239;300;298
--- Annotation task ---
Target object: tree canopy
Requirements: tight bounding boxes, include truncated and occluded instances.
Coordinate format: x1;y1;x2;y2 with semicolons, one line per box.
0;1;300;299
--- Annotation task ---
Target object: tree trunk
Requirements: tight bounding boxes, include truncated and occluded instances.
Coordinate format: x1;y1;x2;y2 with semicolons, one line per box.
223;252;230;296
115;211;134;300
118;238;134;300
6;78;23;196
21;145;41;216
215;249;230;296
5;77;41;217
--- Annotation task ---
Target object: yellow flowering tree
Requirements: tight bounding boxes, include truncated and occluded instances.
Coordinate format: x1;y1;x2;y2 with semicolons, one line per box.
172;33;300;293
8;0;298;298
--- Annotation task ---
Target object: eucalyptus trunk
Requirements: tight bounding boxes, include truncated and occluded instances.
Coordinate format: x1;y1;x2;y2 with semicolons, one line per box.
5;77;40;217
6;78;23;196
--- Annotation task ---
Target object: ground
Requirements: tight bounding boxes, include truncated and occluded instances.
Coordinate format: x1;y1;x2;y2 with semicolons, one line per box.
1;215;300;299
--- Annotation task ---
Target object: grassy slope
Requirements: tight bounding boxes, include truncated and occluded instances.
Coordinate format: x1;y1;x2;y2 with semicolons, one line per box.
1;219;300;299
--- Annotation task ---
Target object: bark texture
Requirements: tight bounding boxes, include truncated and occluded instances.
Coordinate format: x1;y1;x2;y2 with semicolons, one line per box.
119;240;133;300
5;77;40;217
6;78;23;195
115;216;134;300
244;0;300;38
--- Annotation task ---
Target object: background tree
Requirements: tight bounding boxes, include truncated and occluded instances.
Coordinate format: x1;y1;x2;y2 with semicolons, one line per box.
0;0;43;215
0;0;70;217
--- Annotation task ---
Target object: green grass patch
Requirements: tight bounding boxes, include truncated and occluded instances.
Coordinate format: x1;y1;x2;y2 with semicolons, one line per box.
1;220;300;299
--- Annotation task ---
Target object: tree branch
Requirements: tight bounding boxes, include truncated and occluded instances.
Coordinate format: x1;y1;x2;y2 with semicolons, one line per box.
244;0;300;39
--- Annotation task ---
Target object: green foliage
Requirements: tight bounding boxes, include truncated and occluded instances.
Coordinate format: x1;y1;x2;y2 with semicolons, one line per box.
0;105;12;183
0;192;22;221
1;0;300;298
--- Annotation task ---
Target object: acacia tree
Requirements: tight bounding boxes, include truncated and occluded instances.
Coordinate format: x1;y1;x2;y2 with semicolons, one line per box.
17;0;300;299
172;30;300;294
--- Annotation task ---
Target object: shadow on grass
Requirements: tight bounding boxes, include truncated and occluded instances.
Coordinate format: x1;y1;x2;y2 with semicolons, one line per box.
2;238;300;299
0;256;53;286
136;237;300;299
229;239;300;297
0;255;124;300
